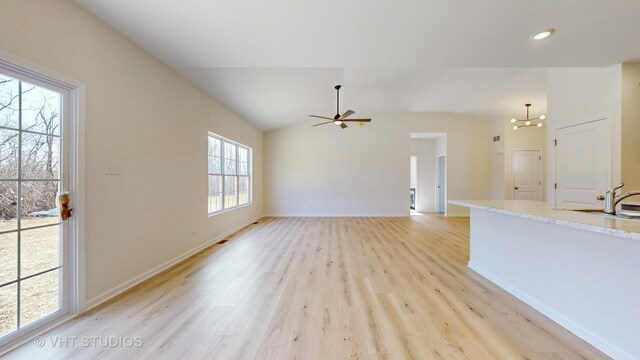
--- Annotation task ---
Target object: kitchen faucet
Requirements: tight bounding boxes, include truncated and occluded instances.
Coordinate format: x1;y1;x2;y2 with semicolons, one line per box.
604;183;640;215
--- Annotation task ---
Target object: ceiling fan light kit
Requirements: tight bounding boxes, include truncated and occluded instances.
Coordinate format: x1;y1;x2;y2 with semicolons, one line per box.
309;85;372;130
511;103;545;130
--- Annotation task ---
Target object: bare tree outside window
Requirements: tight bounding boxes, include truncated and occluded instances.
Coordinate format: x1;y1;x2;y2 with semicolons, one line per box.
207;133;252;214
1;75;60;222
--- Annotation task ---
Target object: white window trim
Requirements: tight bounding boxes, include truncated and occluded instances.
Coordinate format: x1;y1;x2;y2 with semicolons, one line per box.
207;132;252;216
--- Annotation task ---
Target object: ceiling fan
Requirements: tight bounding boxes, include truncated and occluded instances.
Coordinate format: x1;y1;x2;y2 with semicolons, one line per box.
309;85;371;129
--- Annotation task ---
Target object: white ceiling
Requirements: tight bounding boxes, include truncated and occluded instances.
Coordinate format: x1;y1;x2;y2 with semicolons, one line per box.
177;67;548;129
74;0;640;130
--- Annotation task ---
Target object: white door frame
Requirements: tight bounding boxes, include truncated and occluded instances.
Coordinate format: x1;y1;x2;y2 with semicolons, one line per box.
409;155;417;210
512;149;542;200
435;153;446;215
0;51;85;354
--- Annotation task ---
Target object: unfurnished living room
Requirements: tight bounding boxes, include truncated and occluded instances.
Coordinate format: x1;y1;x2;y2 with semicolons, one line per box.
1;0;640;359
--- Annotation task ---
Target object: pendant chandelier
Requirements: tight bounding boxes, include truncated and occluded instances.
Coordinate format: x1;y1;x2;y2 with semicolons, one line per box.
511;104;545;130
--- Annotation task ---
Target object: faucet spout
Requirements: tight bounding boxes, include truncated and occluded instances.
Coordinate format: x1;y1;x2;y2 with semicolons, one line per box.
615;191;640;206
604;183;640;214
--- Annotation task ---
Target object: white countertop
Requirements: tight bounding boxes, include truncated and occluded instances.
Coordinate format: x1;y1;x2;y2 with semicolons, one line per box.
450;200;640;242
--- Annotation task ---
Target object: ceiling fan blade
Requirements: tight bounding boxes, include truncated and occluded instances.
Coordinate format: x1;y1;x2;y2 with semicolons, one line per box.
340;123;348;129
342;119;371;122
339;110;355;120
309;115;334;121
312;121;333;127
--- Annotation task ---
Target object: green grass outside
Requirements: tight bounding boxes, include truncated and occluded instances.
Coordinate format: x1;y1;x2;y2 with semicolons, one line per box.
208;193;250;213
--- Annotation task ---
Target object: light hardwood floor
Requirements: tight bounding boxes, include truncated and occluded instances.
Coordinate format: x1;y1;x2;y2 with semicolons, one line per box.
5;216;609;359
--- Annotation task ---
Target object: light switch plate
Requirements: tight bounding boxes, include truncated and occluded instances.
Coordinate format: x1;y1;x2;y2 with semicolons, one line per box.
105;164;121;175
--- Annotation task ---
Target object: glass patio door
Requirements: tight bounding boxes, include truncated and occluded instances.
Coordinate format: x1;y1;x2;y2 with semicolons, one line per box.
0;68;69;345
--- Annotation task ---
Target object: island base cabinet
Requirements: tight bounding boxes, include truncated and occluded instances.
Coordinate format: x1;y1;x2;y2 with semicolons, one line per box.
468;208;640;360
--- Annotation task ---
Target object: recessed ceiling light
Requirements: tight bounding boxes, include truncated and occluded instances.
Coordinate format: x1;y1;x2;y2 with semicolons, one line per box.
531;28;555;40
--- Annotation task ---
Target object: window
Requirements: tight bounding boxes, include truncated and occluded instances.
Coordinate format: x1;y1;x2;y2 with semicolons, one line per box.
208;133;251;214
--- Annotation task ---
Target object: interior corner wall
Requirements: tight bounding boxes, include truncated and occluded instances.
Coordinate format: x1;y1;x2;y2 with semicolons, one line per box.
411;139;436;212
0;0;264;305
434;135;446;155
546;66;622;204
621;62;640;192
264;113;488;217
488;118;546;201
488;119;506;200
503;120;546;200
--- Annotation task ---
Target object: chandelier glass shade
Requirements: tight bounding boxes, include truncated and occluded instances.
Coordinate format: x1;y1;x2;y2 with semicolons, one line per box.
511;104;545;130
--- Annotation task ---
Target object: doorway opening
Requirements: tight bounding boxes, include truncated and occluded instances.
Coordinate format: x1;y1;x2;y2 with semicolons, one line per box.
436;154;446;214
0;56;83;353
410;156;417;210
409;132;446;215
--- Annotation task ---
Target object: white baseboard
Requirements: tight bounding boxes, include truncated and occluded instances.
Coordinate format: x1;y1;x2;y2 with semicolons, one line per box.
85;215;263;310
468;262;634;360
263;213;409;217
443;213;469;218
442;209;469;217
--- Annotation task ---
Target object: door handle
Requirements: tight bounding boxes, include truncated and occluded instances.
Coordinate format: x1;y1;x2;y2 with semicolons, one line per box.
58;192;73;221
514;187;519;190
596;195;605;201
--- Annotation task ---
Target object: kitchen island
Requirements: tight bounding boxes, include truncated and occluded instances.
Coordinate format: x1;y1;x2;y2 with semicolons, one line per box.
450;200;640;360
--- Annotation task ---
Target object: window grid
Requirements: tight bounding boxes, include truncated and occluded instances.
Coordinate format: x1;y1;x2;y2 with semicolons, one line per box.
0;73;64;339
208;133;251;215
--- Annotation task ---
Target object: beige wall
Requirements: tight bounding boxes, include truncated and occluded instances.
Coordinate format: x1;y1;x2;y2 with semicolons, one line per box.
621;62;640;192
0;0;263;306
488;119;506;199
504;121;546;200
435;136;446;155
489;119;546;201
546;66;622;203
264;113;488;217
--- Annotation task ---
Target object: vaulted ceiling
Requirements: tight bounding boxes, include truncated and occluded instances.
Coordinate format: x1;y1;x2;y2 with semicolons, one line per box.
75;0;640;130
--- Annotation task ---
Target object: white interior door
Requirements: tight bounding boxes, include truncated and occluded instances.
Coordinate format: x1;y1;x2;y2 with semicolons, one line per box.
513;150;541;200
555;119;609;208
